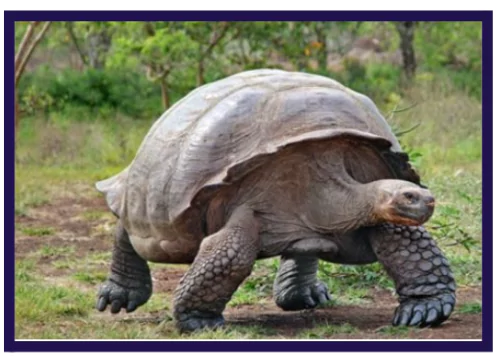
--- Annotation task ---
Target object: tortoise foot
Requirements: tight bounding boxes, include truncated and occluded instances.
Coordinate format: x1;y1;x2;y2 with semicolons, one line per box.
176;310;225;333
96;277;152;314
276;280;332;311
392;292;456;327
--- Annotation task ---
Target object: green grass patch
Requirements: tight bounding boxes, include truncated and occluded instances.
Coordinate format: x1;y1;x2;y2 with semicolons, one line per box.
298;322;358;338
80;210;112;221
229;258;278;307
85;251;112;265
16;260;36;282
72;271;108;285
140;293;171;313
20;226;55;237
317;262;393;304
375;325;410;336
458;301;482;314
15;280;93;324
444;249;481;287
39;245;75;257
52;259;76;270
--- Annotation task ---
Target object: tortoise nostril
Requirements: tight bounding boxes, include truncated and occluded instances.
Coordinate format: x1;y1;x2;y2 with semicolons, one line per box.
425;196;435;206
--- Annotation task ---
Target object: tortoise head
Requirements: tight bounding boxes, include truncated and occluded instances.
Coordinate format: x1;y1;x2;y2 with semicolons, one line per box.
373;180;435;226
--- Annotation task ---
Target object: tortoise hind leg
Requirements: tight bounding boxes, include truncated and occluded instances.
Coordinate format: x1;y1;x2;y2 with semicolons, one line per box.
273;238;338;311
273;255;331;311
96;221;152;313
368;224;456;327
173;205;260;333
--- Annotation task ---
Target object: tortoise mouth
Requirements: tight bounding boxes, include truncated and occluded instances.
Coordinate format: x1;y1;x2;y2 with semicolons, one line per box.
381;210;428;226
388;204;434;225
376;197;434;225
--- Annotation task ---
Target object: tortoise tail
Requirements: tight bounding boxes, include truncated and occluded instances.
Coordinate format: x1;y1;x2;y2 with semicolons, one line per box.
95;168;128;217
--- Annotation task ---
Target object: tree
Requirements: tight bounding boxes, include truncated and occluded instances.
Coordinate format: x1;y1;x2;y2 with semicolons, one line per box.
15;21;51;138
65;22;113;69
182;22;232;86
227;22;276;69
110;22;197;109
395;21;417;83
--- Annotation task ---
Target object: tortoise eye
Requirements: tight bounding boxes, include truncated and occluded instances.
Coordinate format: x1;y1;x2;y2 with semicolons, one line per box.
403;192;415;200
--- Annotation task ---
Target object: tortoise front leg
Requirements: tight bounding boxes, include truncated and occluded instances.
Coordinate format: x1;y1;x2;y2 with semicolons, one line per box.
173;206;260;333
367;224;456;327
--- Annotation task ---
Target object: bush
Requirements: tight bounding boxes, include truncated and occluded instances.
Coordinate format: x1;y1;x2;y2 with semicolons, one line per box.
18;67;164;119
317;60;402;107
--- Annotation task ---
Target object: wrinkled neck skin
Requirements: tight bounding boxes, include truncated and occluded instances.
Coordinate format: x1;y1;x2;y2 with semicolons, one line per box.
305;178;388;234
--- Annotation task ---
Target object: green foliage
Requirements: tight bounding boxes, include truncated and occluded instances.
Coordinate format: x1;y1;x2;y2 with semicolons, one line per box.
115;24;197;68
428;204;480;252
19;67;162;118
415;22;482;99
416;22;481;71
328;59;402;105
317;261;394;305
16;21;483;119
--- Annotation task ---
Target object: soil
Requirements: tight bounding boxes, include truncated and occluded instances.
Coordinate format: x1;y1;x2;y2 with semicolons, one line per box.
15;196;483;340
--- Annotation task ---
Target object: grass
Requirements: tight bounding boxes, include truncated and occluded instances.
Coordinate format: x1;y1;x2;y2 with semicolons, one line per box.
72;271;108;285
20;226;55;237
15;260;93;324
298;323;358;338
375;325;411;336
80;210;112;221
13;77;482;340
39;245;75;257
458;301;482;314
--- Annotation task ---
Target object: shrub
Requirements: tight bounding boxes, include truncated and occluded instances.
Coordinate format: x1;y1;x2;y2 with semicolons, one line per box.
18;67;163;119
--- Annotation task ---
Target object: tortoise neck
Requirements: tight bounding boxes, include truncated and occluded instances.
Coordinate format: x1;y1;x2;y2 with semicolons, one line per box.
306;178;379;233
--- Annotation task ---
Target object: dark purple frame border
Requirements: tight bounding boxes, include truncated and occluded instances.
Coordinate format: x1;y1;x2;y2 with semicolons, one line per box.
4;10;492;352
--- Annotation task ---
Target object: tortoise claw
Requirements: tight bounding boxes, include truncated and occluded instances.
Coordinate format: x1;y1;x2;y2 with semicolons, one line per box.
276;280;332;311
392;292;455;327
96;278;152;314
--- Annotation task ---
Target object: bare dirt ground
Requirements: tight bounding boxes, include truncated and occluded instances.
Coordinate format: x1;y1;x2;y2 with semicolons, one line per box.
15;196;482;340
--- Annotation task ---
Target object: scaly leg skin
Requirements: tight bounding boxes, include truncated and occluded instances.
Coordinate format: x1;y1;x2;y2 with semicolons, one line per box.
173;206;260;333
273;255;332;311
96;221;152;314
368;224;456;327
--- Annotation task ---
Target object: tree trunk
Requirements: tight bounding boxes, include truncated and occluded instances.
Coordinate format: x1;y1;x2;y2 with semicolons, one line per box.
15;21;51;141
15;92;19;139
15;22;51;87
87;29;111;69
160;79;170;110
395;21;417;83
66;22;89;67
196;58;205;87
315;26;328;73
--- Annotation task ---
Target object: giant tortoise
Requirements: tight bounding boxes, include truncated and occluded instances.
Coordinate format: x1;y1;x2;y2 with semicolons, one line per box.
95;69;456;332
